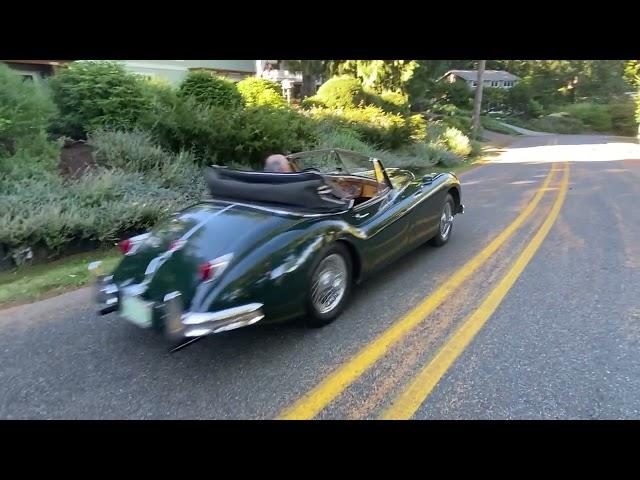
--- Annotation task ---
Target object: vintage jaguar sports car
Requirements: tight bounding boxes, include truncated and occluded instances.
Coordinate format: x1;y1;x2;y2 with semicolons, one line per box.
89;149;464;348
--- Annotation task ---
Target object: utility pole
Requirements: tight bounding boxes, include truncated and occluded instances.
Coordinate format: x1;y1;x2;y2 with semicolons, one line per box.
471;60;486;141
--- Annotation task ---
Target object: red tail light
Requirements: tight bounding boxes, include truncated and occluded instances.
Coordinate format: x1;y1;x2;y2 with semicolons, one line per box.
198;254;233;283
199;262;215;281
119;239;132;254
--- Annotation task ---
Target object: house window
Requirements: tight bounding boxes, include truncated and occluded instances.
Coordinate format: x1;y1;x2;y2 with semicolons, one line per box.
504;81;513;87
491;81;499;87
472;81;477;87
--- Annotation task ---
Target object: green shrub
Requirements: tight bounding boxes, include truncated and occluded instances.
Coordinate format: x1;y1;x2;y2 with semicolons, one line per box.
0;169;202;252
365;90;410;115
149;98;317;168
506;82;535;116
236;77;286;107
315;76;366;109
309;105;412;150
528;99;544;118
178;71;244;110
0;132;61;179
432;81;473;109
606;100;636;136
562;103;612;131
316;127;380;157
88;129;200;179
0;64;57;156
524;116;585;134
428;125;471;158
231;106;319;167
300;96;326;109
440;114;472;136
482;87;507;113
409;114;427;141
48;61;152;139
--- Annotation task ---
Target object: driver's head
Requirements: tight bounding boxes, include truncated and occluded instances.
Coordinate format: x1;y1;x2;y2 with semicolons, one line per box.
264;154;292;173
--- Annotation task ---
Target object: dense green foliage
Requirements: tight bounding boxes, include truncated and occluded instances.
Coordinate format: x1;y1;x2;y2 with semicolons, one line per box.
178;71;244;109
49;61;151;139
314;76;367;109
236;77;287;107
0;64;57;156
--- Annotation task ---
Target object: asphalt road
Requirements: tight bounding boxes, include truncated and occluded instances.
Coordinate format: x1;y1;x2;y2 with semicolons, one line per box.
1;134;639;419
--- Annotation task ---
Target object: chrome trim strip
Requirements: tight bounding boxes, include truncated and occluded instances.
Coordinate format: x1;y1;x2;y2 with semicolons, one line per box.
182;302;264;325
203;199;353;218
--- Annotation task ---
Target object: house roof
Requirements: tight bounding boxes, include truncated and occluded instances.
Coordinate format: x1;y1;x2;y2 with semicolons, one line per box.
441;70;520;82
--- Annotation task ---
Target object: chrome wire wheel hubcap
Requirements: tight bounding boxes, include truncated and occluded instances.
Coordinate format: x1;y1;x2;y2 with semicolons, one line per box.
311;254;348;314
440;202;453;239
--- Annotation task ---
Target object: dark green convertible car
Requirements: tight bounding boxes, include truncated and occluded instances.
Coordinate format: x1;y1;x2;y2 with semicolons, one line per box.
89;149;463;349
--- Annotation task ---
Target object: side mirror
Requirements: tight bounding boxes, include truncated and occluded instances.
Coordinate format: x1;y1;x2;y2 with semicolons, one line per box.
422;174;434;184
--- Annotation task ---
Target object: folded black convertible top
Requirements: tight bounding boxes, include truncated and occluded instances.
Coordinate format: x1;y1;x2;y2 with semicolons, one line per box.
204;166;350;214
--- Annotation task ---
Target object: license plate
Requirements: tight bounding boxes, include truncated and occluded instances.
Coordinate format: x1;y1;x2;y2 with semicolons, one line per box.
120;295;153;328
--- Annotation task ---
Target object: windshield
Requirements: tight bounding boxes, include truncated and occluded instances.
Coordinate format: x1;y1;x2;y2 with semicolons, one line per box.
288;149;375;178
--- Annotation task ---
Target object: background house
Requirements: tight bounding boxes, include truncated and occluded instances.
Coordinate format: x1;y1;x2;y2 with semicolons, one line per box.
1;60;72;83
116;60;257;84
256;60;323;101
1;60;313;101
440;69;520;89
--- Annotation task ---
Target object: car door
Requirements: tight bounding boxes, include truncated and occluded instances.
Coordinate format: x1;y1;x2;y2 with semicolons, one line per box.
406;174;450;247
348;164;416;275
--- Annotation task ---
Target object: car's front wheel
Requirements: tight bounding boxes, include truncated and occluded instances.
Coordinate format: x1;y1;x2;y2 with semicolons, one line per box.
305;243;352;327
429;193;455;247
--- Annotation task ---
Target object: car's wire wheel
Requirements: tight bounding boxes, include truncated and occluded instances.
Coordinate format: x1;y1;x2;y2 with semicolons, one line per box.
440;201;454;240
311;253;348;314
429;193;455;247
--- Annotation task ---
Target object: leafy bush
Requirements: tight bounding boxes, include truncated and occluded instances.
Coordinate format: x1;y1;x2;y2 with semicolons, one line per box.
427;125;471;158
409;114;427;141
178;71;244;110
300;96;326;109
516;116;585;134
482;87;507;113
606;100;636;136
315;76;366;109
48;61;152;139
236;77;286;107
308;105;412;150
149;97;317;168
0;132;61;179
505;82;536;116
365;90;410;115
316;127;380;158
527;99;544;118
0;169;202;253
431;81;473;109
440;114;472;135
88;129;201;184
562;103;612;132
0;64;57;156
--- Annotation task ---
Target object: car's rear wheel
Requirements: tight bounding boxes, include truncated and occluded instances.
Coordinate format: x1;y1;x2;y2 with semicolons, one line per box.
429;194;455;247
305;243;352;327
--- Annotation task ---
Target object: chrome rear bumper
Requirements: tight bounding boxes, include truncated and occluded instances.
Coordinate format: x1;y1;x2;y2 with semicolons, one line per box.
88;261;264;341
163;292;264;341
89;261;119;314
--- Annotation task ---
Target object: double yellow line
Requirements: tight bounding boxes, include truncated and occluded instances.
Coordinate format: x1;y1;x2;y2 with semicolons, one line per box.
279;162;569;420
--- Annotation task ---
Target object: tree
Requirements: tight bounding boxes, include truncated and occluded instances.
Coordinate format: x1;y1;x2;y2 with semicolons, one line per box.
329;60;418;93
282;60;329;98
471;61;486;140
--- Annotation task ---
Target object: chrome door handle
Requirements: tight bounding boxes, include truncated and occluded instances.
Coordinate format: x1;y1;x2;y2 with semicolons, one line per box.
355;212;370;219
